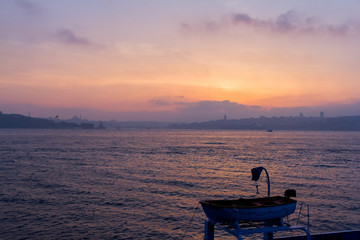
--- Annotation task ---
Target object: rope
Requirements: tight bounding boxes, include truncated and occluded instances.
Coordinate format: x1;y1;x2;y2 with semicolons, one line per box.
181;202;200;240
255;183;266;197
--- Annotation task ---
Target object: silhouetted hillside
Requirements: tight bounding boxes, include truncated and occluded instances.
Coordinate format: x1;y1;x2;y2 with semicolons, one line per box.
2;110;360;131
170;115;360;131
0;112;94;129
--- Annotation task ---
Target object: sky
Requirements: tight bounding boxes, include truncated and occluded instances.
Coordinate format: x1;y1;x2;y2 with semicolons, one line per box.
1;0;360;122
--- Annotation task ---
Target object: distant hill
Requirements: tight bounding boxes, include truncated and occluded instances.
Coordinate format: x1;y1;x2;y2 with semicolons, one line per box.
0;111;94;129
61;116;171;129
2;110;360;131
100;120;171;129
170;115;360;131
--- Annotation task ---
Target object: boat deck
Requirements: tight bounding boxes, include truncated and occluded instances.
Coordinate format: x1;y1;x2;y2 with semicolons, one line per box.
201;196;296;209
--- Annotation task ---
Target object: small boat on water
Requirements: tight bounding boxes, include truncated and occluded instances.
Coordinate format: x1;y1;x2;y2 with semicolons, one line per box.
200;195;297;223
198;167;359;240
200;167;309;240
200;167;297;223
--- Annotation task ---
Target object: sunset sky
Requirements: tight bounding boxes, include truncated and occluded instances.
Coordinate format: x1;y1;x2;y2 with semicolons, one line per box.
1;0;360;121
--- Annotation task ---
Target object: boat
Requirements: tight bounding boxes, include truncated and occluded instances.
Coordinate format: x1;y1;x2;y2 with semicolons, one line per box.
200;195;297;223
200;167;297;223
200;167;309;240
198;167;359;240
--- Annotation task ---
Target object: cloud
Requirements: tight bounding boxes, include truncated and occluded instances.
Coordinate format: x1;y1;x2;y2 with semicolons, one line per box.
174;100;263;121
274;11;311;32
180;20;222;34
231;10;327;34
148;97;189;110
166;100;360;122
14;0;42;15
55;28;93;46
144;99;360;122
232;13;252;24
2;100;360;122
149;99;172;107
181;10;360;37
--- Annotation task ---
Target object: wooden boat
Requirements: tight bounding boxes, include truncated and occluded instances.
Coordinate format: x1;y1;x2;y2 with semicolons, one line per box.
200;167;309;240
200;167;297;224
200;196;296;223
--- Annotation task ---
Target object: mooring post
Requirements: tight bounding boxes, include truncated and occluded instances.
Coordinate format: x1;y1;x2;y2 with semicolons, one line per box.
263;220;274;240
264;232;274;240
204;220;214;240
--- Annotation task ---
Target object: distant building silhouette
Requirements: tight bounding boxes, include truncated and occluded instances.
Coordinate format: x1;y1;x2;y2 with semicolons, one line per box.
320;111;324;119
224;114;227;120
300;112;304;118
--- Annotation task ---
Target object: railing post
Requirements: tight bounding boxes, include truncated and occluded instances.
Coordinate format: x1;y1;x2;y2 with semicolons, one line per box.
263;220;274;240
204;220;214;240
264;232;274;240
307;204;310;232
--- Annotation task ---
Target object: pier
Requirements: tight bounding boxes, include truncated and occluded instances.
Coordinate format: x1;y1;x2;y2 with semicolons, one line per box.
204;219;310;240
276;229;360;240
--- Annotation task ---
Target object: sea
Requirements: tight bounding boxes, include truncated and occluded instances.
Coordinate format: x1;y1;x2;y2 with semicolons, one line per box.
0;129;359;240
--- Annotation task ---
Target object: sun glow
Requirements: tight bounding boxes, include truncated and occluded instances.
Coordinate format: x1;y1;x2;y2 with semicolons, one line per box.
1;1;360;120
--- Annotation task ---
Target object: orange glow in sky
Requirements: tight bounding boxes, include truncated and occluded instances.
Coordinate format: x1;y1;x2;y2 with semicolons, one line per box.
1;1;360;120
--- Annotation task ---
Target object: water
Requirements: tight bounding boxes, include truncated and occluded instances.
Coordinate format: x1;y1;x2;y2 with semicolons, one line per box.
0;129;359;239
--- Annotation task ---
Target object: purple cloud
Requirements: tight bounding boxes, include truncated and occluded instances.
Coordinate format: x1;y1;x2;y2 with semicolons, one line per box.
275;11;301;31
232;10;321;34
149;99;172;107
232;13;252;24
182;10;360;36
173;100;263;121
3;100;360;122
14;0;42;15
55;29;92;46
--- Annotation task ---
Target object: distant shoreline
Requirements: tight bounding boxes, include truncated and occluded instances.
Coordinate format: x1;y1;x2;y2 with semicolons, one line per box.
170;115;360;131
0;112;96;129
1;111;360;131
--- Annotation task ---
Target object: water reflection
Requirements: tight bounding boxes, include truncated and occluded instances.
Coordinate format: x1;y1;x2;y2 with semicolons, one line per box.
0;129;359;239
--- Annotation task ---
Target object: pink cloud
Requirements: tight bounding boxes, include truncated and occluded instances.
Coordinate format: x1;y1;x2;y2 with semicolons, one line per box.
181;10;360;37
14;0;42;15
55;29;93;46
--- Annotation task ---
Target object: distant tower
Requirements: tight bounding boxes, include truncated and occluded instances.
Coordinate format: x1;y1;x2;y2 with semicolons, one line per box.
224;114;227;120
320;111;324;119
300;112;304;118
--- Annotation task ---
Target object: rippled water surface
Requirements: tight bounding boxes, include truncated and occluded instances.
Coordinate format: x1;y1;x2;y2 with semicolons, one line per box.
0;129;359;239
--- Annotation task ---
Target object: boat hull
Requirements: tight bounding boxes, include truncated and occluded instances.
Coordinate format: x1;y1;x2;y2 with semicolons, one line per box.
200;196;297;223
